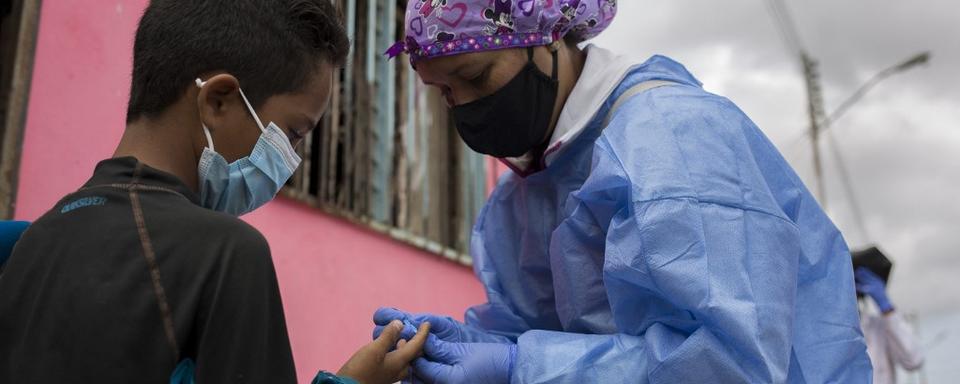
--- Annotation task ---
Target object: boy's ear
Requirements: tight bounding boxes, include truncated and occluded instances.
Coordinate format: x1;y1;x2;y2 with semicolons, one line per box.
196;73;242;132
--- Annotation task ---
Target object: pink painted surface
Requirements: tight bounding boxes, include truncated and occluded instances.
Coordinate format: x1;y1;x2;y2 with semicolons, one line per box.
14;1;486;382
244;200;484;382
485;157;511;196
14;0;139;220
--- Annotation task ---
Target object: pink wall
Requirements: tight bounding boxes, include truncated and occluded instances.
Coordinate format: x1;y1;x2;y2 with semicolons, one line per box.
486;157;512;195
14;1;486;382
243;200;484;382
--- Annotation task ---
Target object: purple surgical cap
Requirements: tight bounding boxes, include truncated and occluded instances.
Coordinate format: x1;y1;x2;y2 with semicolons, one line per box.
386;0;618;62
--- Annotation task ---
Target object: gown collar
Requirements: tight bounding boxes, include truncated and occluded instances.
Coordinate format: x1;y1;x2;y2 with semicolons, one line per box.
500;44;641;176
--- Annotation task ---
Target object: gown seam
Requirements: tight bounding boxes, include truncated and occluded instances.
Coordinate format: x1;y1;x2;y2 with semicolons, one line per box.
593;134;799;229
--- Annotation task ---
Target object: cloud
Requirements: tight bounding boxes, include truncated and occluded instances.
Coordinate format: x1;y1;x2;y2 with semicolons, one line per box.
593;0;960;316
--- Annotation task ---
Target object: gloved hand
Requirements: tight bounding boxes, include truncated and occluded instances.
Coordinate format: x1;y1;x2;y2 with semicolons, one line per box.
373;307;511;344
855;267;894;313
411;335;516;384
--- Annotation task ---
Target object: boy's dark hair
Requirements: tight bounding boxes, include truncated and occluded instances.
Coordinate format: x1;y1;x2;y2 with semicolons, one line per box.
126;0;350;123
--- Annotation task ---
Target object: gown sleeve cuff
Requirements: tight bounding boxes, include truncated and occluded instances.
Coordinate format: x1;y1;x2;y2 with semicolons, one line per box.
312;371;359;384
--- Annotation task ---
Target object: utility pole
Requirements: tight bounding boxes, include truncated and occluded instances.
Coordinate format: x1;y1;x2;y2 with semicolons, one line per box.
766;0;931;227
800;51;930;212
802;53;828;208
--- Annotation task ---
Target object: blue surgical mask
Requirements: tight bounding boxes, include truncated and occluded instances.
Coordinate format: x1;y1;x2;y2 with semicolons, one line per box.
194;78;302;216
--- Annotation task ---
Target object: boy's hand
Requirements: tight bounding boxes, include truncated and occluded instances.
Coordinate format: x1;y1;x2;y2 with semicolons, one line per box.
373;307;511;344
337;320;430;384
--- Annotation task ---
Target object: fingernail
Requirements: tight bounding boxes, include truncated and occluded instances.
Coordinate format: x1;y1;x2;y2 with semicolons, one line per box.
390;320;403;330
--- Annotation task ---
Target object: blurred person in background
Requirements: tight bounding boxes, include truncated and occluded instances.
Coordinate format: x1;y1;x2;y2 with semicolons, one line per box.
856;266;925;384
374;0;871;382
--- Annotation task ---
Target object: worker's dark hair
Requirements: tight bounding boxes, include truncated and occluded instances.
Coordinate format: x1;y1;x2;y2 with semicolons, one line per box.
126;0;350;123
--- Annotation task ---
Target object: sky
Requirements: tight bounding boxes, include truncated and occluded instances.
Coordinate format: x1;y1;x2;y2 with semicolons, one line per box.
592;0;959;317
590;2;959;378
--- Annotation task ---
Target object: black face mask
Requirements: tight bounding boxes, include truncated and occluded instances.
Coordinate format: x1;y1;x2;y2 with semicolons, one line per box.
452;47;559;158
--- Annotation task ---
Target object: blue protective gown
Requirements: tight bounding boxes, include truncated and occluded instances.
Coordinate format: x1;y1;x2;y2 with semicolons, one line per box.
465;48;872;383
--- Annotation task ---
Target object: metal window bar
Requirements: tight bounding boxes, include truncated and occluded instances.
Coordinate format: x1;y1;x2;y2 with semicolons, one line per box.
282;0;487;266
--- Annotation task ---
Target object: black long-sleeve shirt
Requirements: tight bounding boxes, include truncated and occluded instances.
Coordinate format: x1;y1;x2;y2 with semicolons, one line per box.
0;157;297;383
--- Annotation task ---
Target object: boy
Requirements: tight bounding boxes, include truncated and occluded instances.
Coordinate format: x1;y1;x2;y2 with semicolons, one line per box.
0;0;426;382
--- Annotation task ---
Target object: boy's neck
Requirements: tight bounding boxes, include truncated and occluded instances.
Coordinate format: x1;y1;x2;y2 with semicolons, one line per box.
114;113;201;193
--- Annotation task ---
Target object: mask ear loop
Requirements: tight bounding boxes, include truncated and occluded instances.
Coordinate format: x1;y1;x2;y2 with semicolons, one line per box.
194;77;267;144
547;41;560;81
237;88;266;133
195;78;216;151
528;45;560;81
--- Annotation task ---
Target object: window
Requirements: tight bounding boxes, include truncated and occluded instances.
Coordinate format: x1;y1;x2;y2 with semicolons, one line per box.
281;0;488;265
0;0;41;219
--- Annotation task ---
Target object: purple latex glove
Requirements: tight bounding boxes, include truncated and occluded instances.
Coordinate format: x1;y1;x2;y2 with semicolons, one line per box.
855;267;894;313
411;335;516;384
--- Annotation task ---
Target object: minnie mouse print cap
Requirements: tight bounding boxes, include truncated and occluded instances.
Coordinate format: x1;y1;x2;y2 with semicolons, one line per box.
386;0;618;63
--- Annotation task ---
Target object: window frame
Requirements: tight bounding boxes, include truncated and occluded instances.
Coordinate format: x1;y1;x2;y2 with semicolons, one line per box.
0;0;42;219
279;0;486;266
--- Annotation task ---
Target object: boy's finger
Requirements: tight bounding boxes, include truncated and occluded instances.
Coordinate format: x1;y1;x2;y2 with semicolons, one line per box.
373;322;418;341
373;320;404;352
387;322;431;365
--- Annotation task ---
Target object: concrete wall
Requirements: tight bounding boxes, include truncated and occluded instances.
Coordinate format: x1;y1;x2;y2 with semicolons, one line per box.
13;1;485;381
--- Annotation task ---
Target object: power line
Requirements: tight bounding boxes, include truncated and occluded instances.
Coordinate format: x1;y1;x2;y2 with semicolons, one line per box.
764;0;828;206
774;0;806;51
764;2;829;204
763;2;930;247
765;0;805;56
825;128;870;241
821;52;931;134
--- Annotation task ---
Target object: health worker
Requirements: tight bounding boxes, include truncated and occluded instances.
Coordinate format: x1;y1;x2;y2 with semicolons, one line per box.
375;0;872;383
